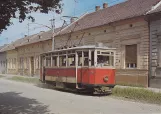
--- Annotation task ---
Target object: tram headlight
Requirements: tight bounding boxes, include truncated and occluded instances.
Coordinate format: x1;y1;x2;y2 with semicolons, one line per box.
103;76;109;82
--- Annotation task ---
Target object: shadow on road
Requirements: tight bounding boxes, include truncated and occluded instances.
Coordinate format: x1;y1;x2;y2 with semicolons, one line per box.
36;83;111;97
0;92;52;114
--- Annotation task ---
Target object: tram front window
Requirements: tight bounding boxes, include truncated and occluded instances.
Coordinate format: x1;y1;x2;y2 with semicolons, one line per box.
97;55;114;67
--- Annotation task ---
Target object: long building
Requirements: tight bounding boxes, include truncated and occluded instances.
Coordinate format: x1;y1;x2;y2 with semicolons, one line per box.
53;0;161;87
0;28;62;76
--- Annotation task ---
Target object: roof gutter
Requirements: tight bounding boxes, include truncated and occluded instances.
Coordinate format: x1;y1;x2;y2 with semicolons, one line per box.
146;0;161;15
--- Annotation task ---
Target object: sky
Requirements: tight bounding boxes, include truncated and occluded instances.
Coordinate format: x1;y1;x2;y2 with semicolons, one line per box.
0;0;125;46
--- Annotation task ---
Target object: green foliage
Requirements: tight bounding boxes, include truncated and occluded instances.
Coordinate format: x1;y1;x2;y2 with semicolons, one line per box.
8;76;40;84
0;0;62;33
112;87;161;104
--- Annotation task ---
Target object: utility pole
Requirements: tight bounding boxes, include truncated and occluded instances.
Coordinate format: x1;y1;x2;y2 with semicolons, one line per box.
50;15;56;51
27;22;30;36
50;18;55;34
74;0;78;16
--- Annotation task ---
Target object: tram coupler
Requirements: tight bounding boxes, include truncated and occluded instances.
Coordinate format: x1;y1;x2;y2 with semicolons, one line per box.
93;86;112;94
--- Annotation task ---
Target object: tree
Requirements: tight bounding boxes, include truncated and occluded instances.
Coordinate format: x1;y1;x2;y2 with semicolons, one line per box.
0;0;62;34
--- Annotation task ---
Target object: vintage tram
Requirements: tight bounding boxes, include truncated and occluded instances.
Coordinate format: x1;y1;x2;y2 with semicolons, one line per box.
40;45;116;94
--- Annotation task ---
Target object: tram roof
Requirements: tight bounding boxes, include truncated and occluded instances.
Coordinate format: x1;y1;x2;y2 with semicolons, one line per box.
41;45;116;55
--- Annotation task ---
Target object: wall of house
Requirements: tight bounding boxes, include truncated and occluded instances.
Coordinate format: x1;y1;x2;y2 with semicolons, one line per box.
150;18;161;88
17;40;52;77
6;49;18;74
0;52;7;74
54;17;149;87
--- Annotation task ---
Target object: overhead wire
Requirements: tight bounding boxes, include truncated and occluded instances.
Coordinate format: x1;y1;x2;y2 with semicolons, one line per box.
2;0;125;46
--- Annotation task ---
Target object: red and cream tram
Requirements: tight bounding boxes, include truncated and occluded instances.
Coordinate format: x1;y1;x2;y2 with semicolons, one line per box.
40;45;116;94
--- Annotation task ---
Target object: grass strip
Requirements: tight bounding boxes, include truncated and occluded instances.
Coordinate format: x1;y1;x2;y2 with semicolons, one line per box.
8;76;40;84
0;75;5;78
112;87;161;104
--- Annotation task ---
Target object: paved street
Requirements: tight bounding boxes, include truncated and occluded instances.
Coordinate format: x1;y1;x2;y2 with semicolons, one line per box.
0;79;161;114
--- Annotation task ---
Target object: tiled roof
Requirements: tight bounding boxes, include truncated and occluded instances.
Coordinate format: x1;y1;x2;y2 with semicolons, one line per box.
0;45;6;52
18;27;62;47
0;27;62;52
58;0;160;35
0;38;27;52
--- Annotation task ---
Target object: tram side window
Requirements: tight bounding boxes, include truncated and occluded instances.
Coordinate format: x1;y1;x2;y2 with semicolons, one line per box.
97;54;114;67
84;52;89;66
59;56;66;67
68;55;75;66
46;57;51;67
52;56;57;67
78;52;82;66
91;51;94;66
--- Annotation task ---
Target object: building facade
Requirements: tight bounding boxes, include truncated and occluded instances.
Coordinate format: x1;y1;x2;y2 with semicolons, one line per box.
1;38;24;75
148;5;161;88
0;45;7;74
16;30;61;76
0;28;61;76
53;0;161;87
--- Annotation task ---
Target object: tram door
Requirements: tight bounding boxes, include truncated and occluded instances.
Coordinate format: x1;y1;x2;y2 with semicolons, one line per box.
77;51;90;84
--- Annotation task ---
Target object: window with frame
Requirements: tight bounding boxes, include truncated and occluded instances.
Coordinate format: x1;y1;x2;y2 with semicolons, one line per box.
3;61;5;67
19;57;24;69
67;54;75;66
91;51;94;66
59;55;66;67
97;51;114;67
52;56;57;67
13;58;16;69
35;56;40;69
125;44;137;68
83;52;89;66
78;52;82;66
46;57;51;67
26;58;29;69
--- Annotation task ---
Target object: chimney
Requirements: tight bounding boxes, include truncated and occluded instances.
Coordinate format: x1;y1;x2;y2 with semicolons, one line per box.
103;3;108;9
95;6;100;11
70;17;75;23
